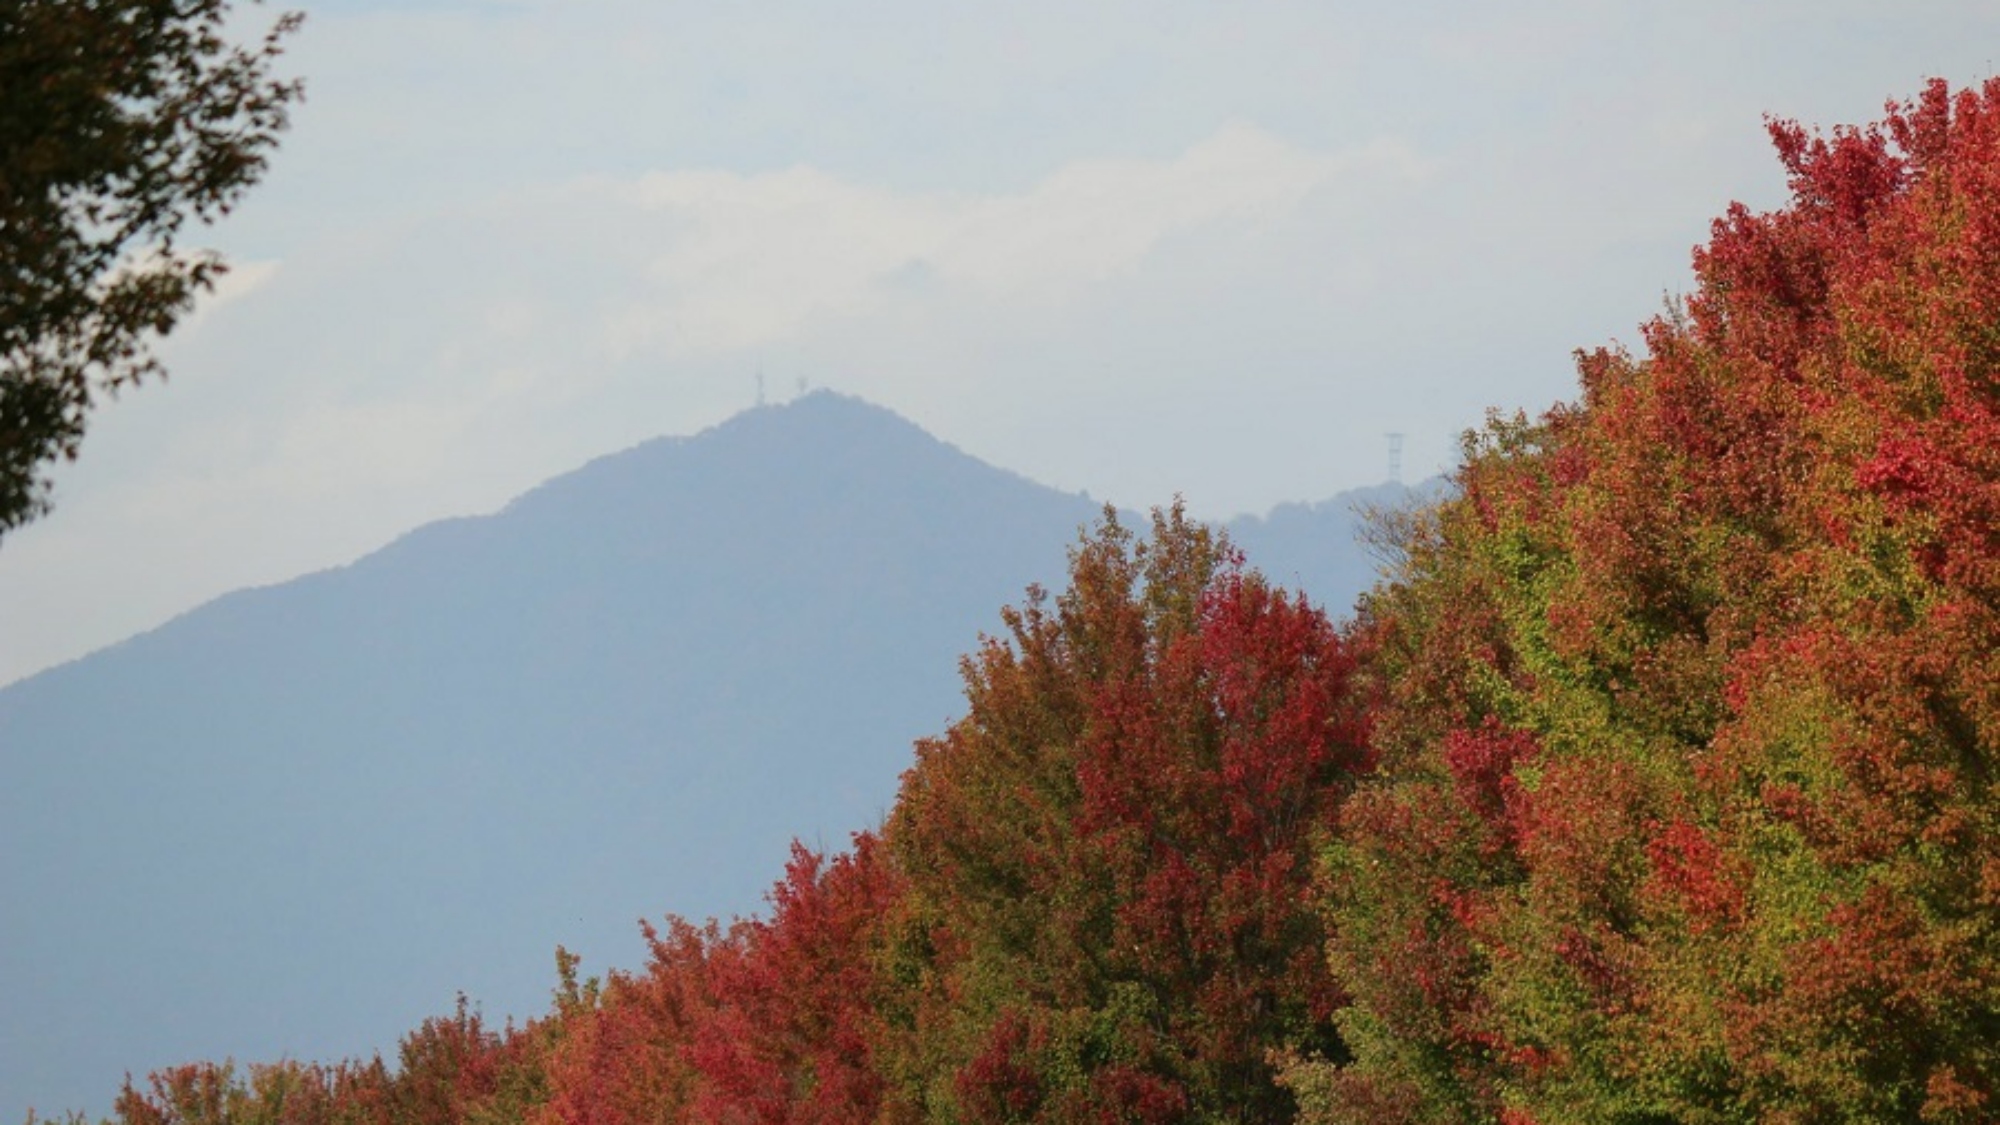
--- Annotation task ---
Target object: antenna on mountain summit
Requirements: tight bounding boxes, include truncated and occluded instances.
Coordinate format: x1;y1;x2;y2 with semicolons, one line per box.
756;368;766;408
1386;433;1405;485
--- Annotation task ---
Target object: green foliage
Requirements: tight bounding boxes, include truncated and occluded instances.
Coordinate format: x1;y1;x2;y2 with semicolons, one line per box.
0;0;302;534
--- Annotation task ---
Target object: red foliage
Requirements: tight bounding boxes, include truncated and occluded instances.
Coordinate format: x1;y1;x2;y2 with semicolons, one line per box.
536;921;722;1125
392;998;512;1125
1644;820;1744;934
684;836;901;1124
1440;718;1537;847
888;507;1370;1120
953;1010;1048;1121
531;835;904;1125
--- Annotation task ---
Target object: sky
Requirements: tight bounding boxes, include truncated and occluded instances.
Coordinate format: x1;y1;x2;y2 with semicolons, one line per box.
2;0;1996;685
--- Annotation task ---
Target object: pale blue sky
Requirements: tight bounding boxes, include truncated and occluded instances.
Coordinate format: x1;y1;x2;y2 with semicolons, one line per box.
3;0;1995;683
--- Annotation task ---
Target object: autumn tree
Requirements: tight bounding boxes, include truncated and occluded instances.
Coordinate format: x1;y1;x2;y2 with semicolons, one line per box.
103;998;556;1125
533;927;717;1125
1292;78;2000;1124
531;837;902;1125
883;506;1371;1122
681;835;903;1123
109;1058;394;1125
0;0;303;534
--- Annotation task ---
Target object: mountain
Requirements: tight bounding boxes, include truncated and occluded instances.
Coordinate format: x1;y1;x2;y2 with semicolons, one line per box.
0;392;1421;1118
1225;478;1444;617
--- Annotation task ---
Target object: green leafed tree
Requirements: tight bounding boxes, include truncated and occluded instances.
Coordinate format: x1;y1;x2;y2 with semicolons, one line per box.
0;0;303;535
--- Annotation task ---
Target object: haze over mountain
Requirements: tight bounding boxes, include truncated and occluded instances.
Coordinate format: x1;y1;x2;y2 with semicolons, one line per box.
0;392;1419;1118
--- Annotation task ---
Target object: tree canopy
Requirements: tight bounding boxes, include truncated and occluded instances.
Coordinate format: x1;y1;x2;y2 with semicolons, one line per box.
0;0;302;535
1290;77;2000;1124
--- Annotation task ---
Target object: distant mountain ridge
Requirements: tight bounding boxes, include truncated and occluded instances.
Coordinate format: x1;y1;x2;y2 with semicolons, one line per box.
0;392;1427;1118
1226;479;1443;617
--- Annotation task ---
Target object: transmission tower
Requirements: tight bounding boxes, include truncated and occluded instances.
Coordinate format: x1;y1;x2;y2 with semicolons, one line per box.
1386;433;1405;484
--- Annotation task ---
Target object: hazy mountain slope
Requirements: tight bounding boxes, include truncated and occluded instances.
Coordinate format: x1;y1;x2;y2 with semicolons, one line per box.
1224;478;1443;618
0;392;1411;1118
0;394;1075;1116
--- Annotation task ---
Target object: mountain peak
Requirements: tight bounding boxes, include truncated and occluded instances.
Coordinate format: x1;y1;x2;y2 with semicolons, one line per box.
495;391;1004;524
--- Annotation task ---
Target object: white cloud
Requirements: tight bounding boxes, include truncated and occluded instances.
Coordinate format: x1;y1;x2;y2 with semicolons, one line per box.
941;125;1424;297
183;258;282;333
591;123;1425;361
